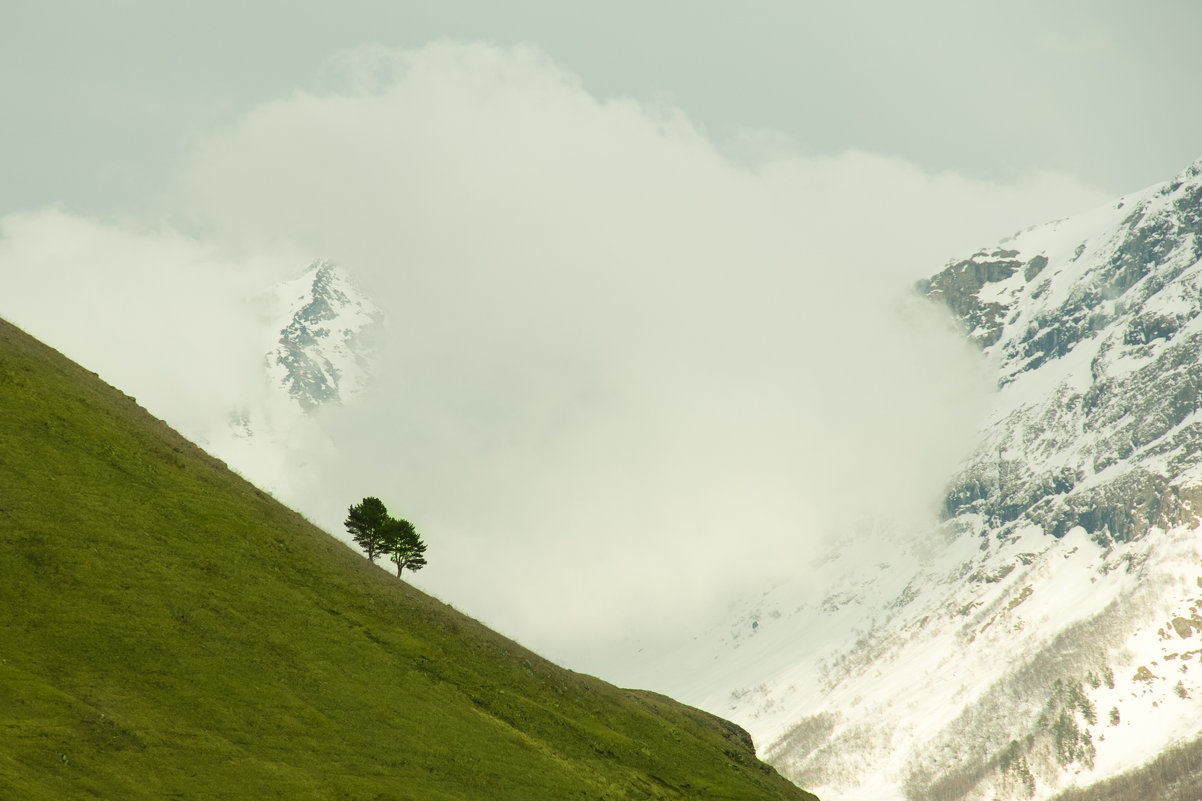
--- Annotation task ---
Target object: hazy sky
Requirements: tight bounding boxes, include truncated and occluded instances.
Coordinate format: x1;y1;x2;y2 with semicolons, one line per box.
4;3;1202;668
4;0;1202;219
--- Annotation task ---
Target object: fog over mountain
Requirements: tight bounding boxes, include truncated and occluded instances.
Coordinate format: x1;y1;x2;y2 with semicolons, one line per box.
8;6;1202;799
597;157;1202;800
2;43;1112;665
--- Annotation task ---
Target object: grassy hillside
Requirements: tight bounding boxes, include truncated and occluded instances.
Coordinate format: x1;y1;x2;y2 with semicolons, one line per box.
0;318;817;800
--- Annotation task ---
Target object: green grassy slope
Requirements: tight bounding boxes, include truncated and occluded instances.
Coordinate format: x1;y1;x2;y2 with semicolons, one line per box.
0;318;818;801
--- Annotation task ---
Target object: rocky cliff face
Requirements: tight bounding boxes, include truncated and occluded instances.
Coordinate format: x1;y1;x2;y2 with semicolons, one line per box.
621;158;1202;801
926;159;1202;547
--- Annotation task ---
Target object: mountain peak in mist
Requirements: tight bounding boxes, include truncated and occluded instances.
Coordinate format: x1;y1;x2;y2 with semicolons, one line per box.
267;259;381;411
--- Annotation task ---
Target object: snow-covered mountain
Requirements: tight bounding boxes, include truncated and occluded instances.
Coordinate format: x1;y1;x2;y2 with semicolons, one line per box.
265;258;382;411
206;259;381;496
605;158;1202;801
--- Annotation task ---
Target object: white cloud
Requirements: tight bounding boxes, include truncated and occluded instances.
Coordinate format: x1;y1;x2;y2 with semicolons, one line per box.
0;211;304;438
1;42;1113;668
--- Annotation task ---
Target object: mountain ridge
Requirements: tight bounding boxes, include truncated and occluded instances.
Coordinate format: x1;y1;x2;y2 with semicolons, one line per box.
758;156;1202;800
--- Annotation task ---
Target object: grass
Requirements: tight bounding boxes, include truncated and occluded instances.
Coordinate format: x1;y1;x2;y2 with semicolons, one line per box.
0;317;818;800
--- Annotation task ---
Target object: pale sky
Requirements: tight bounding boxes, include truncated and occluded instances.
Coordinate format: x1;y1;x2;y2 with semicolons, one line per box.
4;2;1202;667
4;0;1201;220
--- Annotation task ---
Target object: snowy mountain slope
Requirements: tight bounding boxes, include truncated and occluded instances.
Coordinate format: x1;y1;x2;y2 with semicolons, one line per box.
201;260;381;501
928;160;1202;543
605;158;1202;801
265;259;382;411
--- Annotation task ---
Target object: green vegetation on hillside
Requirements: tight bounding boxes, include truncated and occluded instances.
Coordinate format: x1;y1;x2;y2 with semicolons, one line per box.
0;318;817;800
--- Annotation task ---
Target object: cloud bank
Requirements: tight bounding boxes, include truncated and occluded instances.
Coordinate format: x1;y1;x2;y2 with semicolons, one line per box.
0;43;1110;667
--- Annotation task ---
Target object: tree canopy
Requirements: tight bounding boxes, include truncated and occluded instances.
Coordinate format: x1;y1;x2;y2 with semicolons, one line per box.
383;517;428;577
344;496;390;562
344;497;427;577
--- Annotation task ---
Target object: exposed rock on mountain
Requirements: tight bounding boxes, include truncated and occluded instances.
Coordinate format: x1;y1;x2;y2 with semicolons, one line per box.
927;159;1202;548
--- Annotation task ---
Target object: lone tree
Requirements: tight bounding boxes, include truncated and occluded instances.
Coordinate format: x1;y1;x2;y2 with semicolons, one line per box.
345;497;429;577
383;517;428;578
344;497;390;562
